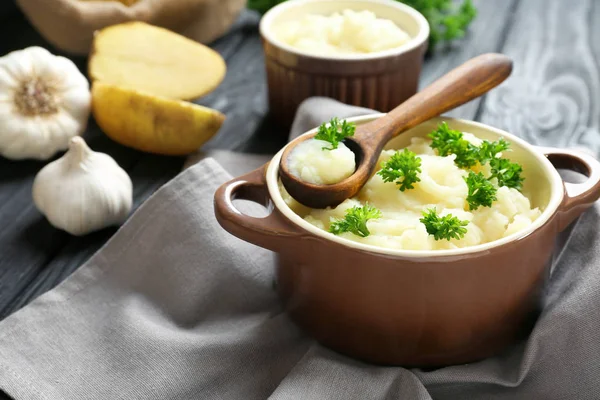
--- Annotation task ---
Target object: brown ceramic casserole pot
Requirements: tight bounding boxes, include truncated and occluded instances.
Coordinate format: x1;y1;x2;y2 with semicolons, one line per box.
214;115;600;367
259;0;429;126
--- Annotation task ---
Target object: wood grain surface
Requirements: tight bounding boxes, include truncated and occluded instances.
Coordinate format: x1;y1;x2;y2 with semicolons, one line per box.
0;0;598;397
479;0;600;154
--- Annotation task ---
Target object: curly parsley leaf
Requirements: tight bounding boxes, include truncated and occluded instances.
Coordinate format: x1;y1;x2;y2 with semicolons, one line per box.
329;204;382;238
428;122;479;168
464;171;497;210
420;208;469;241
378;149;422;191
478;138;510;165
490;158;524;190
314;117;356;150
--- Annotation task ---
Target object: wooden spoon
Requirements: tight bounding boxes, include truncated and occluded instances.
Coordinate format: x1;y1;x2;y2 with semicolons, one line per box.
279;53;513;209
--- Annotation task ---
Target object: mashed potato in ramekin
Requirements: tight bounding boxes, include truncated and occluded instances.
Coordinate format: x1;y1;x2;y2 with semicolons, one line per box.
274;9;412;56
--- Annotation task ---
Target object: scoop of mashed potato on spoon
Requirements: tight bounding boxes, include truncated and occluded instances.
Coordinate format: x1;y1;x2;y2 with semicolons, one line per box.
287;139;356;185
287;117;357;185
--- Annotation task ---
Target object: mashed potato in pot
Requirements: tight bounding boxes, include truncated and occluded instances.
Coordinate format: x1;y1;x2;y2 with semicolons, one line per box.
274;9;412;56
281;133;542;251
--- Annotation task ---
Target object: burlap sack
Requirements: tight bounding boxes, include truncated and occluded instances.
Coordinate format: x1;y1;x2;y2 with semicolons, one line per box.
16;0;246;55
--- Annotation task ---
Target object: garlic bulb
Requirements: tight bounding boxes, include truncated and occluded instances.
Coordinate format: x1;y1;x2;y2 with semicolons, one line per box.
33;137;133;236
0;46;91;160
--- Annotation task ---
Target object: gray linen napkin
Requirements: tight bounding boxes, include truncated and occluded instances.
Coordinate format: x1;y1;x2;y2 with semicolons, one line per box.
1;98;599;400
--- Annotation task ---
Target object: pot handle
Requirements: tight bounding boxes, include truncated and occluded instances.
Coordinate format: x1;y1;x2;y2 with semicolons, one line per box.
214;163;304;251
539;146;600;231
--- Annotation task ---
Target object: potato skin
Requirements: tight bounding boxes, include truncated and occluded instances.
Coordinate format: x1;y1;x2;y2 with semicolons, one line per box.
92;83;225;155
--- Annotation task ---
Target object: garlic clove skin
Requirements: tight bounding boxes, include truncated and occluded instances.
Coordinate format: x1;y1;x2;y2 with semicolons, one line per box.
32;137;133;236
0;46;91;160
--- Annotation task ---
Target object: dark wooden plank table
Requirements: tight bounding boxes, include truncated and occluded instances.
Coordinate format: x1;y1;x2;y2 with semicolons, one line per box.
0;0;598;397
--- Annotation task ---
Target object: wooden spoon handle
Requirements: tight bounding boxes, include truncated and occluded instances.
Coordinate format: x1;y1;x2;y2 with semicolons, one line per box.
357;53;513;148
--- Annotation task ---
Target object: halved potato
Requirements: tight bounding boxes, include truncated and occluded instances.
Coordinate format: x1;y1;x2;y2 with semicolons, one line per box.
89;22;226;100
92;82;225;155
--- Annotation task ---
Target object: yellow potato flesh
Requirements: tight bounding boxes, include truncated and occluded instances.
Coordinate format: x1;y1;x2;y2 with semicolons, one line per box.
89;22;226;100
92;83;225;155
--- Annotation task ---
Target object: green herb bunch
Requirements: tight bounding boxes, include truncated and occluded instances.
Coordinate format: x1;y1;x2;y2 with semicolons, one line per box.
247;0;287;14
247;0;477;50
401;0;477;49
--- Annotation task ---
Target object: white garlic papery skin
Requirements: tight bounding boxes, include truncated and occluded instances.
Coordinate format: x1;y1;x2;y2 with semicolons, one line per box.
32;137;133;236
0;46;91;160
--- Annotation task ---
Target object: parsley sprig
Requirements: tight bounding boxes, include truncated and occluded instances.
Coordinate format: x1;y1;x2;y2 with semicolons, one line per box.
428;122;512;168
490;158;524;190
378;149;422;191
464;171;497;210
420;208;469;241
428;122;479;168
314;117;356;150
478;138;510;164
428;122;525;193
329;204;382;238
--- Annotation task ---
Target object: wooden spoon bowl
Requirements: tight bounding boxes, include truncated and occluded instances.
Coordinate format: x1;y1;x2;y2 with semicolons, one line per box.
279;53;514;209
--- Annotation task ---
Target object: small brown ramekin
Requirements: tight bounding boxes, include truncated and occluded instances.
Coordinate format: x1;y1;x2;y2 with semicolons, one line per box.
259;0;430;126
